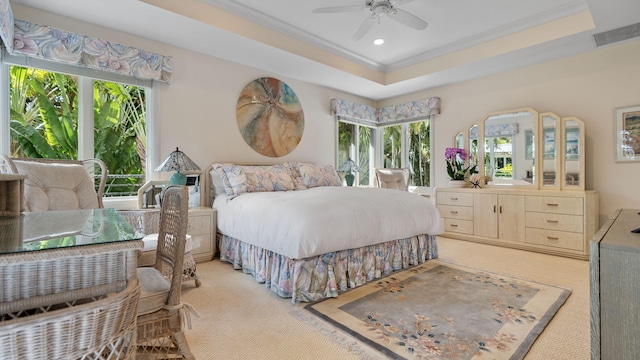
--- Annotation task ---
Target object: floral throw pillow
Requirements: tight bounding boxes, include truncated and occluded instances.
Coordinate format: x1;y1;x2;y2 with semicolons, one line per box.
297;163;342;188
212;163;296;199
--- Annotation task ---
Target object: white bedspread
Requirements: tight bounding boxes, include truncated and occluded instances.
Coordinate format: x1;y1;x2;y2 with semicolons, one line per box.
214;186;444;259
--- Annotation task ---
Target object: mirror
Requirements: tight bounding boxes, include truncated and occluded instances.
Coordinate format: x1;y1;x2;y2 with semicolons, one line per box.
454;132;464;149
482;108;538;187
541;113;560;188
562;117;585;190
469;124;479;170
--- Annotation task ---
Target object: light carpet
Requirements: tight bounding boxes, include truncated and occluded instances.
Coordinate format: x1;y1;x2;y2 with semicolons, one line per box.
304;260;570;359
180;237;590;359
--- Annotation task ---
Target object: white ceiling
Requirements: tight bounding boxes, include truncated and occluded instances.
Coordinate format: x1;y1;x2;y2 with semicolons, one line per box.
9;0;640;100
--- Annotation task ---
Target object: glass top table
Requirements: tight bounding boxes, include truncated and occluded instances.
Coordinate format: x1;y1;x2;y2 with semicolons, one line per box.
0;208;144;318
0;208;143;254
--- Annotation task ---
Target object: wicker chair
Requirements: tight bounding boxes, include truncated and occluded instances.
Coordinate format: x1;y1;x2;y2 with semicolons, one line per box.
136;186;197;359
0;281;141;359
374;168;411;190
119;209;202;287
0;155;107;212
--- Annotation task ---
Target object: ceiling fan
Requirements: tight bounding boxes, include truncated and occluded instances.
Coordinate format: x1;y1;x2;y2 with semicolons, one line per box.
312;0;428;41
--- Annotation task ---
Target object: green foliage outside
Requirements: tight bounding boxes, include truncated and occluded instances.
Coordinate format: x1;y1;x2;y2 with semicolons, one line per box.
340;120;430;187
8;66;147;196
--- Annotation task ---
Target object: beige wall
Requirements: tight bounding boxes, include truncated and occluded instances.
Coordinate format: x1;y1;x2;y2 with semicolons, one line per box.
14;4;640;223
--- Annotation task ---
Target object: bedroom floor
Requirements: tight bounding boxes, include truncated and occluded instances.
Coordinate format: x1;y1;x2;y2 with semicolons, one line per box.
181;236;590;359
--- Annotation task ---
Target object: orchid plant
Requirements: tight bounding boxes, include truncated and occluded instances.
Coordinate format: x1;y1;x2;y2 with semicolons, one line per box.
445;147;477;180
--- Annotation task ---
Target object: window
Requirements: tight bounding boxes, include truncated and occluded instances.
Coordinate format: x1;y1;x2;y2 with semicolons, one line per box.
338;118;432;188
6;65;149;197
338;121;374;186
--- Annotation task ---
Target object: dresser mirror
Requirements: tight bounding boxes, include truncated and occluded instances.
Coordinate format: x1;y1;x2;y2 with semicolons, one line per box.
452;107;585;189
468;124;479;168
562;117;585;190
541;112;561;189
454;132;464;148
482;108;538;187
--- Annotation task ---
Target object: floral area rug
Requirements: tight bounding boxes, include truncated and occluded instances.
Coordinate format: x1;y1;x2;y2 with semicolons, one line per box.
304;260;571;360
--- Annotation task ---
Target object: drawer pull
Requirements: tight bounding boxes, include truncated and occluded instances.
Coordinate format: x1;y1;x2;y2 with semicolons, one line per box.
546;203;559;207
450;197;458;201
547;236;559;240
547;220;559;224
451;211;458;214
450;224;458;227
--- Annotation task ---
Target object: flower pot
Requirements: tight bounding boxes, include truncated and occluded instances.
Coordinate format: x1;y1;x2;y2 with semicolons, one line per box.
448;180;468;188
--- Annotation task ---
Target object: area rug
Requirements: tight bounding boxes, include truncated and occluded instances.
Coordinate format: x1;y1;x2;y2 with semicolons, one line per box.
304;260;571;360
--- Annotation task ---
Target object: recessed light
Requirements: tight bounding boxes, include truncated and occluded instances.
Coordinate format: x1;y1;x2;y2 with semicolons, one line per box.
373;38;385;45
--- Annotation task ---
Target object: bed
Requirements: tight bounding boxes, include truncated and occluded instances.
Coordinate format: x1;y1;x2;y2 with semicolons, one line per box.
207;162;444;303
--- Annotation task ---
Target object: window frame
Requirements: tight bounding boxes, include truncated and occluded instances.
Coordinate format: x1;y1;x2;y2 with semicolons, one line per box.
0;52;157;206
337;115;435;191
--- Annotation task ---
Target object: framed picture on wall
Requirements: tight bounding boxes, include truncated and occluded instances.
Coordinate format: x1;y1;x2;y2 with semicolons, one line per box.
615;105;640;162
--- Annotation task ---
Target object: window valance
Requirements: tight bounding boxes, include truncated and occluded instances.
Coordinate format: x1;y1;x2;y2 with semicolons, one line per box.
0;0;173;84
330;97;441;126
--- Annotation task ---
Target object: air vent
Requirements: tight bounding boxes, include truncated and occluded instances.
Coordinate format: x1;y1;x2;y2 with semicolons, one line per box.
594;23;640;47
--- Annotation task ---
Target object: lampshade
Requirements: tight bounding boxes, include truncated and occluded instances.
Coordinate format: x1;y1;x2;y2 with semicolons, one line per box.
155;147;201;185
337;158;360;174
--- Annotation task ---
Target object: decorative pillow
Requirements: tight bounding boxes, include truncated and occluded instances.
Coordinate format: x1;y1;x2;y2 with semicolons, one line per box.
211;163;296;199
297;163;342;188
244;164;296;192
209;166;228;201
284;162;308;190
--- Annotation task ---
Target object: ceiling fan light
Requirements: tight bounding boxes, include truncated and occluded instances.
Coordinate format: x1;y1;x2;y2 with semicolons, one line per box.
373;38;385;45
387;8;397;16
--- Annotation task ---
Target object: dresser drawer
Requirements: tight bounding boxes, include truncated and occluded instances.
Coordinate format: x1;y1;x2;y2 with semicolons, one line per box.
187;214;213;235
525;196;583;215
437;192;473;207
443;218;474;235
437;205;474;220
525;228;584;251
525;212;584;233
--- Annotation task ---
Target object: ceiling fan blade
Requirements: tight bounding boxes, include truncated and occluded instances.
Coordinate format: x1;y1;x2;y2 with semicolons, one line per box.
389;8;428;30
352;16;376;41
390;0;415;5
312;5;365;14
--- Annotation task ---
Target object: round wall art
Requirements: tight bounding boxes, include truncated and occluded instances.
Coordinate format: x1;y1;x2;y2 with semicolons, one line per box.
236;77;304;157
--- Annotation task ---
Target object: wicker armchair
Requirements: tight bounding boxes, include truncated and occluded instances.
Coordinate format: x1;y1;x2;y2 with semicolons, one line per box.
374;168;411;190
0;155;107;212
0;281;140;359
136;186;197;359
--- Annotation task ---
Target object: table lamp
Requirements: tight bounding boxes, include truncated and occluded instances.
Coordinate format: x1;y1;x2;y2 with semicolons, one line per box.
155;147;201;185
337;158;360;186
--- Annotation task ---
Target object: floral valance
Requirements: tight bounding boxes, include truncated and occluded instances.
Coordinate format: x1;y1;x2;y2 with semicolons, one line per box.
377;97;441;123
330;97;441;125
0;0;173;84
329;98;377;122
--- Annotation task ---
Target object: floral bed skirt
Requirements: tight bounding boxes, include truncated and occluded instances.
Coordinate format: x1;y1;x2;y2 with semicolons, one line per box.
218;234;439;303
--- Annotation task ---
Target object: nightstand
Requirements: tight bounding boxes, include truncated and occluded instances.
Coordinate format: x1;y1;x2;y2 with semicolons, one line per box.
187;207;217;262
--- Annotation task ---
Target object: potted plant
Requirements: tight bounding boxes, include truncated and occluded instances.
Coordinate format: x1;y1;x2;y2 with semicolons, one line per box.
445;147;476;187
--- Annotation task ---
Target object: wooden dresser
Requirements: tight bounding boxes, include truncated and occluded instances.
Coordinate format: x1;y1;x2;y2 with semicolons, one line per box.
435;187;598;260
590;208;640;360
